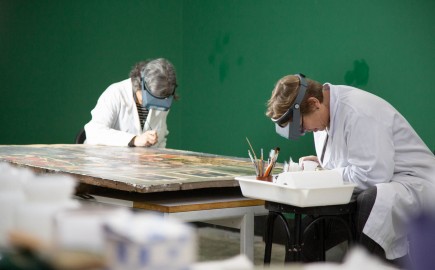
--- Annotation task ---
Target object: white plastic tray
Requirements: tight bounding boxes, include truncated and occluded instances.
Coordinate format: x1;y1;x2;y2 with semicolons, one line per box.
235;175;357;207
275;170;344;188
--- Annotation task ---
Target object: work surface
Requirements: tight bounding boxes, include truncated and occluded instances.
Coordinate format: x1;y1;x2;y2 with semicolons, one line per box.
0;144;256;193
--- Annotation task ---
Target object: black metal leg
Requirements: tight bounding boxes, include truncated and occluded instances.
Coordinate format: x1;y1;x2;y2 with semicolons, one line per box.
303;215;354;261
349;213;356;244
319;219;326;261
293;214;302;261
263;211;293;265
264;200;357;265
263;212;277;265
275;214;292;263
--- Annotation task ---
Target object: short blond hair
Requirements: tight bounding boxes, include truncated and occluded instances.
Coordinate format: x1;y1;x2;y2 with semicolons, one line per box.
266;75;323;120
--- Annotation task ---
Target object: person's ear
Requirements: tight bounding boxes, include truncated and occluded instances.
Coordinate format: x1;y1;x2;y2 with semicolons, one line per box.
307;97;320;111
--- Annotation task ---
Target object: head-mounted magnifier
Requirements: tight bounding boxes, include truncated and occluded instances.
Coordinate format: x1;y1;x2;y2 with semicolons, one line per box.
140;71;175;111
271;73;308;140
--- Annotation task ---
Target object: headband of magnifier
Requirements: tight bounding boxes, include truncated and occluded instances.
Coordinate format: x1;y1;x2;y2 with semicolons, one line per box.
140;70;175;111
271;73;308;140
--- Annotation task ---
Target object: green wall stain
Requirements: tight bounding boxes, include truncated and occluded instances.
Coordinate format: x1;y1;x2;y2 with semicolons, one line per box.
208;32;232;82
345;59;370;86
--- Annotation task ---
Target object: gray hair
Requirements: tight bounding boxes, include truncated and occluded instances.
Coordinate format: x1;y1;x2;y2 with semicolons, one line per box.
130;58;178;98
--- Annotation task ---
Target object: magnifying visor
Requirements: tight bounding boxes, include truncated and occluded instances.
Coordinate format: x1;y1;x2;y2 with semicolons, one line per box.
140;71;175;111
271;74;308;140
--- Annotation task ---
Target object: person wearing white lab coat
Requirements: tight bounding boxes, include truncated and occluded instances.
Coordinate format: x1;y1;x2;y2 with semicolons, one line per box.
266;74;435;266
84;58;177;148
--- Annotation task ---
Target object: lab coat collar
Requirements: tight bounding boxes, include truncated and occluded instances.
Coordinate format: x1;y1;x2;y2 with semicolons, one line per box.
324;83;339;139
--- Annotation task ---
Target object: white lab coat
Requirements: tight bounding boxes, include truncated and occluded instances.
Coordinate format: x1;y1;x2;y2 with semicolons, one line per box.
314;84;435;259
84;79;169;147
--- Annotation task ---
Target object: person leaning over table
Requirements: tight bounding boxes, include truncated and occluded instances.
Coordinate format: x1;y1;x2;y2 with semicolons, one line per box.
265;73;435;266
84;58;178;147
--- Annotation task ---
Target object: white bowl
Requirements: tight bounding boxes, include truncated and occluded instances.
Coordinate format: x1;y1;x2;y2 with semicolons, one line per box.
302;160;319;171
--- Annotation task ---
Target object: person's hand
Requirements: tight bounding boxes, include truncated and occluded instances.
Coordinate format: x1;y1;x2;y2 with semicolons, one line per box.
299;155;319;169
134;130;158;147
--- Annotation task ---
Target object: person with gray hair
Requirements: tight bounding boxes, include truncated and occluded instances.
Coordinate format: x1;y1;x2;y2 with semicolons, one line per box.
84;58;178;147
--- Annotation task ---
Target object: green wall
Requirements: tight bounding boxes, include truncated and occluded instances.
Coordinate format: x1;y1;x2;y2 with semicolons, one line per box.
1;0;435;163
179;0;435;161
0;0;183;145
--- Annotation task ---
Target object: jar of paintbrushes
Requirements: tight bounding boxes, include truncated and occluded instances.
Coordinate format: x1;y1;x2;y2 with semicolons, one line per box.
246;137;279;182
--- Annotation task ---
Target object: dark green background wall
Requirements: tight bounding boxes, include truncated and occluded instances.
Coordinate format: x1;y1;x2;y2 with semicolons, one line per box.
0;0;183;145
1;0;435;163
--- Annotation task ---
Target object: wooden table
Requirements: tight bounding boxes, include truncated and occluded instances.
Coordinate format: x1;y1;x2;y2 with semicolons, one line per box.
0;144;269;261
0;144;257;192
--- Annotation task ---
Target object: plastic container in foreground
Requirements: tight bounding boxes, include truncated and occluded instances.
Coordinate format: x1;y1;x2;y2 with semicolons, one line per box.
235;175;357;207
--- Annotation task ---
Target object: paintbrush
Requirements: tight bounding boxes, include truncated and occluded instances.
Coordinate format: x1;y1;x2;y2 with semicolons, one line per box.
264;147;280;176
245;137;258;161
145;121;153;131
272;147;280;166
248;150;259;175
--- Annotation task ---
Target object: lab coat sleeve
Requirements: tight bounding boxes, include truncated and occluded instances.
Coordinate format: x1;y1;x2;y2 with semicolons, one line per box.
340;113;395;190
85;87;136;146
